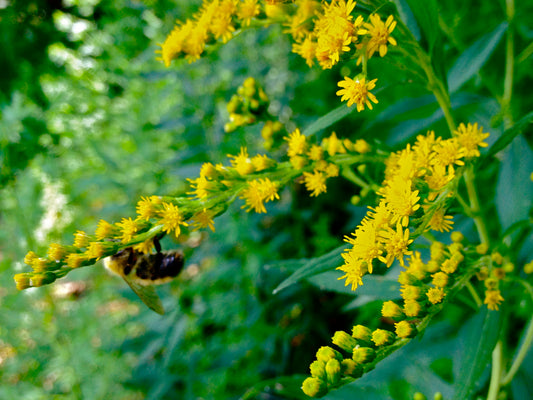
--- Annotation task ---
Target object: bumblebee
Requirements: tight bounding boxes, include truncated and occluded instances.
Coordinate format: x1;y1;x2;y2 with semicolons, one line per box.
104;238;184;314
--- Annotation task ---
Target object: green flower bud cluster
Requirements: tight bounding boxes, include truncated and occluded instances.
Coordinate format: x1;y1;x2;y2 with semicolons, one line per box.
224;77;270;133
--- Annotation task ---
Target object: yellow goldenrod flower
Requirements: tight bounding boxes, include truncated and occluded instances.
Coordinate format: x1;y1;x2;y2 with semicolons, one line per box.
210;13;235;43
400;285;422;301
476;243;489;254
353;139;371;153
303;170;327;197
74;230;90;249
285;128;307;157
352;324;372;341
159;202;188;237
427;287;445;304
307;144;324;161
432;139;465;169
441;257;459;274
251;154;276;171
362;14;397;58
316;346;341;363
524;260;533;274
24;251;38;266
188;175;214;200
325;358;341;385
381;300;403;318
133;239;155;255
321;132;346;156
309;360;326;379
454;122;490;158
404;299;421;317
47;243;66;262
427;208;454;232
378;222;413;267
302;377;327;397
237;0;260;26
432;272;449;288
352;346;375;363
66;253;85;269
191;209;216;232
95;219;117;239
484;289;504;310
292;35;317;67
380;175;420;227
395;321;415;338
332;331;358;353
116;217;140;244
14;273;31;290
240;178;280;213
86;242;105;260
371;329;395;346
336;76;378;111
313;0;361;69
136;196;162;221
229;147;255;175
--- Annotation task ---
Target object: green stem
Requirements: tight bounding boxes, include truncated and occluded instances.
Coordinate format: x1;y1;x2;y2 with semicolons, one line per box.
487;341;503;400
465;281;483;307
501;280;533;385
341;166;369;189
464;166;490;245
502;0;515;129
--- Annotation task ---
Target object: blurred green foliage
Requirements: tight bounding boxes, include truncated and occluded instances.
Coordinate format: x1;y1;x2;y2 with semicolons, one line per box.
1;0;532;399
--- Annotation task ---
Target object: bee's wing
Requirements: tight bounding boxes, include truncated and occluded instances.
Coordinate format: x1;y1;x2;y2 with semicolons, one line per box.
122;275;165;315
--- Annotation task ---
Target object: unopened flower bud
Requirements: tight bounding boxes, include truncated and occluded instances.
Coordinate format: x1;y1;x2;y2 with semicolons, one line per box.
325;358;341;386
352;347;375;363
372;329;395;346
332;331;358;353
352;325;372;342
341;359;363;378
309;359;326;379
302;377;327;397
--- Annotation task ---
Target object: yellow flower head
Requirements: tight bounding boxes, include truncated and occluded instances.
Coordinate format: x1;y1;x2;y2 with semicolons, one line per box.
362;14;397;58
159;202;188;237
484;289;504;310
237;0;260;26
454;122;490;158
336;76;378;111
427;208;454;232
116;217;140;244
240;178;280;213
284;128;307;157
292;35;317;67
228;147;255;175
303;170;328;197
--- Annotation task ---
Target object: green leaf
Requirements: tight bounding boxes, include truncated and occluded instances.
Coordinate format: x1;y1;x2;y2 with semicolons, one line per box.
482;110;533;161
307;270;400;299
403;0;440;53
448;22;508;93
392;0;421;41
452;309;502;400
272;245;349;294
495;136;533;230
302;104;355;138
241;375;310;400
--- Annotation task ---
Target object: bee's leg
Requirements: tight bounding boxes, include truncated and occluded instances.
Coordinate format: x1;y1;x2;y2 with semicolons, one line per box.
154;236;162;254
123;248;136;276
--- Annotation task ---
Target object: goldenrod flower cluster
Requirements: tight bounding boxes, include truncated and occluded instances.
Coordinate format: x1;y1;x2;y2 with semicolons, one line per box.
159;0;398;110
14;109;375;289
338;123;490;291
303;232;501;398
